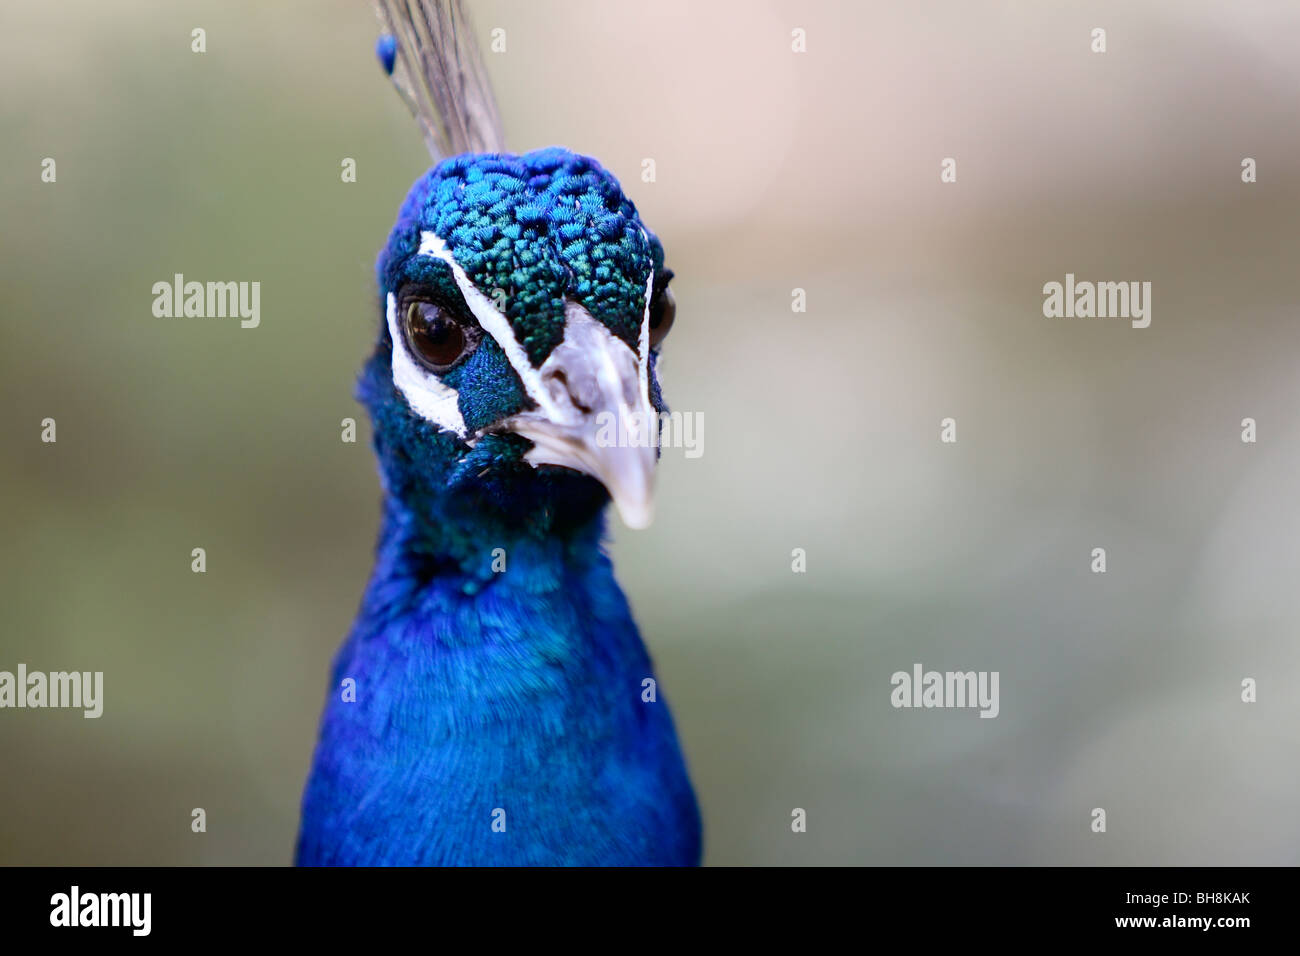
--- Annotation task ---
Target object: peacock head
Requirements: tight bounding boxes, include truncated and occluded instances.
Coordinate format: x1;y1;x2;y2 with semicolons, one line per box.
361;148;676;532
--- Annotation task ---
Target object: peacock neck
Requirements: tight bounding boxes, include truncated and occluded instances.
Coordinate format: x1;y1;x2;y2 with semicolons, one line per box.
299;462;700;867
366;485;612;595
345;489;649;714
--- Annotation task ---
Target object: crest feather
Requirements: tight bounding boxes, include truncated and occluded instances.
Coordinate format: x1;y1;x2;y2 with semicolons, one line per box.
374;0;506;159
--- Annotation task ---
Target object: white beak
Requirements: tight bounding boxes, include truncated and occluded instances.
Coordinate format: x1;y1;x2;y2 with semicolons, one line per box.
500;305;658;529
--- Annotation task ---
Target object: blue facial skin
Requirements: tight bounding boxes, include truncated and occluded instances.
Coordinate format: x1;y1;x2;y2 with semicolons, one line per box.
296;148;701;866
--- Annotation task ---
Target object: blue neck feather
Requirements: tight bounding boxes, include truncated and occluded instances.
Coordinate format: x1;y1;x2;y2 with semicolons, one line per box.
296;354;701;865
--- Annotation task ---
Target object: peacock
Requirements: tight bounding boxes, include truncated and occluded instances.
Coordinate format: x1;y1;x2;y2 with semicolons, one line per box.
295;0;701;866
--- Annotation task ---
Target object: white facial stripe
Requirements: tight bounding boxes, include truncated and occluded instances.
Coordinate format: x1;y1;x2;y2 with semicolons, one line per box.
417;231;570;425
639;266;654;402
386;292;468;438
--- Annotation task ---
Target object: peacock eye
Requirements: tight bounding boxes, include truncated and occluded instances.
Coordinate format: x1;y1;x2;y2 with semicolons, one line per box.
401;296;477;371
648;275;676;348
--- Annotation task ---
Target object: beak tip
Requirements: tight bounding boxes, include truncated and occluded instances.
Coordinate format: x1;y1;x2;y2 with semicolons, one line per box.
613;496;655;530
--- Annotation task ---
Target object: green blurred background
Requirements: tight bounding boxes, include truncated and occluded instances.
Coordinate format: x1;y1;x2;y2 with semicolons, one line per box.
3;0;1299;865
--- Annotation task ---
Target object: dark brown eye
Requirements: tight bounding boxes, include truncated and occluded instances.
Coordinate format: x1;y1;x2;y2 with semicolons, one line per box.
404;300;470;371
649;280;676;348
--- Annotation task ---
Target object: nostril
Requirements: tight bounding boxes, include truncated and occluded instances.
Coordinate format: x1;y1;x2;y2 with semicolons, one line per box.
547;368;594;413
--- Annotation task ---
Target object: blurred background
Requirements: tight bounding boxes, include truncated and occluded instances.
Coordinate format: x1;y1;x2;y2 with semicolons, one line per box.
3;0;1300;865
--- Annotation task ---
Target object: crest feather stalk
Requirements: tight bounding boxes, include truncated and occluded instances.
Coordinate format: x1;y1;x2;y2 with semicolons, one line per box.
374;0;506;160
